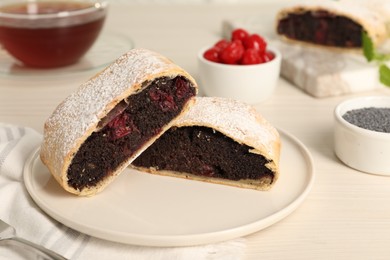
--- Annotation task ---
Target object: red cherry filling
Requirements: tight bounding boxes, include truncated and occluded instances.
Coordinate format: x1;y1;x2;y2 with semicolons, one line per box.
175;77;191;99
107;113;139;141
67;76;196;191
199;164;216;177
149;88;178;112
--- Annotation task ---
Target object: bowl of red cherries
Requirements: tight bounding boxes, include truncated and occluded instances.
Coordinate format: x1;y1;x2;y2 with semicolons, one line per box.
198;28;281;104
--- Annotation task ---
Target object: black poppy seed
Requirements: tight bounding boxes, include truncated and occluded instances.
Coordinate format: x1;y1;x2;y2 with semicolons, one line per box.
342;107;390;133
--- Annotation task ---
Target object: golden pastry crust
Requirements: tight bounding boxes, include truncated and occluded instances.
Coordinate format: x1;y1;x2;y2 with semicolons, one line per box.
276;0;388;50
134;97;281;191
40;48;198;196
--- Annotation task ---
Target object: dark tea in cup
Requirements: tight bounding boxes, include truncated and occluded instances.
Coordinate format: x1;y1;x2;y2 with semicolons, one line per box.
0;1;108;68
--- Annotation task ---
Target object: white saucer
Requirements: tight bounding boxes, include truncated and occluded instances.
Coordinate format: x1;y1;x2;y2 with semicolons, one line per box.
23;129;314;247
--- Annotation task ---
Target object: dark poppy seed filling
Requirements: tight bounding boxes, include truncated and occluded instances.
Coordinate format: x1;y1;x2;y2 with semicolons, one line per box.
67;76;196;191
132;126;275;182
277;10;362;48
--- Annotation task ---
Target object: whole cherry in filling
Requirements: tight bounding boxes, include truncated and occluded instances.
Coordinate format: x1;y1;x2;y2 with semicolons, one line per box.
106;113;139;141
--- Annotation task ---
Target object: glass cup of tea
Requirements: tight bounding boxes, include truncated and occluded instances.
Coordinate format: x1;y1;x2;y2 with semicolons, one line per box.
0;0;108;68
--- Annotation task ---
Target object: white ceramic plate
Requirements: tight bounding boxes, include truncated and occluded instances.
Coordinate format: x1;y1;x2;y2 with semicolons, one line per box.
0;31;133;78
23;129;314;247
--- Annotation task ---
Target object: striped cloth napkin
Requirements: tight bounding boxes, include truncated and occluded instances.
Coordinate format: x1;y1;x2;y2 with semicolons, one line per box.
0;123;246;260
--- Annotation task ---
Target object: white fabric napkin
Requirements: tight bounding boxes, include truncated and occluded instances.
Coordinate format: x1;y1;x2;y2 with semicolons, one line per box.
0;123;246;260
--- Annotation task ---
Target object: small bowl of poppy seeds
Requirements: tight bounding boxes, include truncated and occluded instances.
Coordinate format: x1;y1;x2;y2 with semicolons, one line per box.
334;96;390;176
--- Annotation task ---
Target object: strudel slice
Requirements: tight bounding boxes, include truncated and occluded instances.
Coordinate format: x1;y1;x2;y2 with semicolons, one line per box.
276;0;388;49
132;97;280;191
40;48;197;196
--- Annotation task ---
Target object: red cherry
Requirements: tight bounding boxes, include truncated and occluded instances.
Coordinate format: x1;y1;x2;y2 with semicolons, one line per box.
175;77;190;99
214;39;229;51
243;34;267;53
259;52;271;63
107;113;138;140
149;88;178;112
231;28;249;42
266;51;275;61
203;47;220;62
220;40;244;64
240;48;261;65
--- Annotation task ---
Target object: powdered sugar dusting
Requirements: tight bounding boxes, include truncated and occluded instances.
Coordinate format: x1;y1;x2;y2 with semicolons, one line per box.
40;48;195;184
174;97;280;159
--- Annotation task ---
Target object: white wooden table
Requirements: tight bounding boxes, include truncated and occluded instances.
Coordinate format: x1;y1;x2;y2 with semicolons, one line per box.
1;3;390;259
